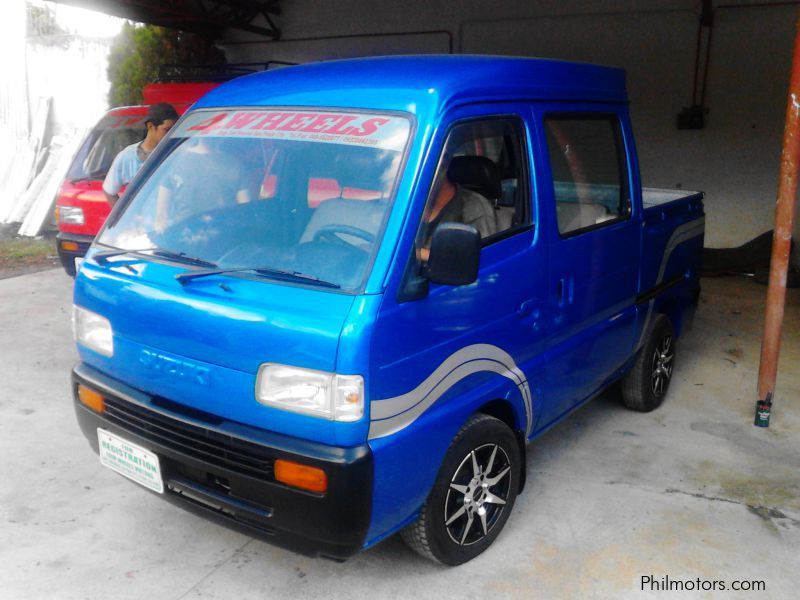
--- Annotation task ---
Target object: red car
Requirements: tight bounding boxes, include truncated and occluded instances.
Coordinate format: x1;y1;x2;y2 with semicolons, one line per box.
55;82;218;275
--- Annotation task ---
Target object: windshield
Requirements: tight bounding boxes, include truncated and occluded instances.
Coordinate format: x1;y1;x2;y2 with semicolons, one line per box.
67;114;146;181
98;109;411;291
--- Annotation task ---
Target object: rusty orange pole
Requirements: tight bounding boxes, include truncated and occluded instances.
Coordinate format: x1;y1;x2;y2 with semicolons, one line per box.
755;9;800;427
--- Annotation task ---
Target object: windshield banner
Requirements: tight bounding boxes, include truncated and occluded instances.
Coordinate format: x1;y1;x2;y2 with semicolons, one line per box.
173;110;410;151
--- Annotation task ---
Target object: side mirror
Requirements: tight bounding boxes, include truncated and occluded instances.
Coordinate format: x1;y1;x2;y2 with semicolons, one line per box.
425;222;480;286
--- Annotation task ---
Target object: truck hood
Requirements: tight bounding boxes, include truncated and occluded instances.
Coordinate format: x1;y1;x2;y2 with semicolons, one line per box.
74;257;362;444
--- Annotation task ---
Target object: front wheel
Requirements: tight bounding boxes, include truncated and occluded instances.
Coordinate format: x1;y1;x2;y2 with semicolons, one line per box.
401;414;521;565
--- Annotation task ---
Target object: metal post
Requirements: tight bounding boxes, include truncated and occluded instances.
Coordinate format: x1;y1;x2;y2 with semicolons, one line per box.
755;9;800;427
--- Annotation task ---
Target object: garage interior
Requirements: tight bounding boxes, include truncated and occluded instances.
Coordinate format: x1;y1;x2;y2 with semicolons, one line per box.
1;0;798;597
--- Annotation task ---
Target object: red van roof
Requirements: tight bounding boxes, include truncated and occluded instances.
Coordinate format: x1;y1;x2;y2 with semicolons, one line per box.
142;82;219;107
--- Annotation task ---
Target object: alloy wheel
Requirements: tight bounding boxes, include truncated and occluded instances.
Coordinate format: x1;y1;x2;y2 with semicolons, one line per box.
651;333;674;398
444;443;512;546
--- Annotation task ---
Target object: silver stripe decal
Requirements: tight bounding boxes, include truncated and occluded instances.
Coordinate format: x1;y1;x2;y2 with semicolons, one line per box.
368;344;531;440
655;217;705;284
636;216;705;349
367;217;704;440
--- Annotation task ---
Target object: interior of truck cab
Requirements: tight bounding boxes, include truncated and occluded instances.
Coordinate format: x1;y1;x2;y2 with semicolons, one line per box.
414;116;530;264
544;114;630;236
97;111;410;291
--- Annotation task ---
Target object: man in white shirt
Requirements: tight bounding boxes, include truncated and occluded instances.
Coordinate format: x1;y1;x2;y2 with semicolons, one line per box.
103;102;178;206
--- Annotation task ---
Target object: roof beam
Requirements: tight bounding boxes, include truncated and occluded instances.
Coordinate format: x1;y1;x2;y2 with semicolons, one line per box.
50;0;280;39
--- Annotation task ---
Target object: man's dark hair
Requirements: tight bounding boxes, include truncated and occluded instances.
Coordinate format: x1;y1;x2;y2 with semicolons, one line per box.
145;102;179;127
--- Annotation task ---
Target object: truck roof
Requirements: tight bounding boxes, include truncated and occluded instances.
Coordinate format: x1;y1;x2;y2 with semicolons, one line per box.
194;55;627;115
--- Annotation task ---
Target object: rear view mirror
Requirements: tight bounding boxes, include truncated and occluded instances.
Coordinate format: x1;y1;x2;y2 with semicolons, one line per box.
425;223;480;286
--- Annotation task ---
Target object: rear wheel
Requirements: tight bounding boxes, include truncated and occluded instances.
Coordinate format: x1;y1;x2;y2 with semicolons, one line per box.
621;314;675;412
401;414;520;565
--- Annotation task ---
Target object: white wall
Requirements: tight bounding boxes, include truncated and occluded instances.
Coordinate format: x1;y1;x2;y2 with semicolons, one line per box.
26;36;113;136
219;0;800;256
0;0;30;167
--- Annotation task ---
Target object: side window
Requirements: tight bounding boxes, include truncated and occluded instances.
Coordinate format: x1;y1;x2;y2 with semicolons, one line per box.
416;117;530;259
544;115;630;236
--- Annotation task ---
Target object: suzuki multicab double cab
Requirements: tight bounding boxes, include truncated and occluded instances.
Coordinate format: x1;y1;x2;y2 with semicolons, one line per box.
71;56;704;564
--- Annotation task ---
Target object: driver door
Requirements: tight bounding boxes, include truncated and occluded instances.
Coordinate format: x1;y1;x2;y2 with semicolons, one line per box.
370;104;548;442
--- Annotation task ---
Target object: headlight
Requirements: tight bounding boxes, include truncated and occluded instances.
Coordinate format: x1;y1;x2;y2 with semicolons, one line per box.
255;364;364;422
58;206;85;225
73;305;113;357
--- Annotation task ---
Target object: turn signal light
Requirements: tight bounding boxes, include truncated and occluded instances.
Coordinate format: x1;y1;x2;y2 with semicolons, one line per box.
78;385;105;413
61;241;79;252
274;459;327;493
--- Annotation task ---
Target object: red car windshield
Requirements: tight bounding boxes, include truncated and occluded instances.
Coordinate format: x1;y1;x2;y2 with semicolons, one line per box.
67;114;146;182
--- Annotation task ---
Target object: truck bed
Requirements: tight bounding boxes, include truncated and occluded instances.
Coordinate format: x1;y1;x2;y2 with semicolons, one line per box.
638;187;705;337
642;187;701;208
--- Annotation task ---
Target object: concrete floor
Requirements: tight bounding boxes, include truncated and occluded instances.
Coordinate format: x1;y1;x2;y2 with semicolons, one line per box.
0;270;798;599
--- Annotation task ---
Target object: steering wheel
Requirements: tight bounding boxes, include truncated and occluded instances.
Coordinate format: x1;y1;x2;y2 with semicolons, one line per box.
311;224;376;246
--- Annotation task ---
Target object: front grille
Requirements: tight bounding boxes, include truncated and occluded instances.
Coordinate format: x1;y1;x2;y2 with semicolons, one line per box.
102;395;275;481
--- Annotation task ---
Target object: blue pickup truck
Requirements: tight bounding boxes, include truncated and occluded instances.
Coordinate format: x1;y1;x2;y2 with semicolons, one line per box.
71;56;704;565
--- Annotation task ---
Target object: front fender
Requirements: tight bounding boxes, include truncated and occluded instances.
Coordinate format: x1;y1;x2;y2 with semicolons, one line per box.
364;368;529;547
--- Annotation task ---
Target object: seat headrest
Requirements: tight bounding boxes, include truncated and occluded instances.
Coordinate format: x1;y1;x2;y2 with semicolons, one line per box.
446;156;502;200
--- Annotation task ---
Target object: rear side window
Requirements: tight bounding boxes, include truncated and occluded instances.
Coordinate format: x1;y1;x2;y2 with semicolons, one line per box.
544;115;629;236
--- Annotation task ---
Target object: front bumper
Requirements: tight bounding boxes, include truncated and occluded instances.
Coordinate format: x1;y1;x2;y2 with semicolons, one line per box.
72;363;373;560
56;232;93;276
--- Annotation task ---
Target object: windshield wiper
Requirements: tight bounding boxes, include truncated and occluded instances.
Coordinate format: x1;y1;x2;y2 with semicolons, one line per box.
93;247;217;269
175;266;341;288
92;247;158;264
151;249;218;268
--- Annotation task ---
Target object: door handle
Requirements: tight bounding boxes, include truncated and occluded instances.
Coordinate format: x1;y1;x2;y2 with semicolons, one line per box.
557;277;573;306
518;299;539;319
557;278;566;306
519;299;534;316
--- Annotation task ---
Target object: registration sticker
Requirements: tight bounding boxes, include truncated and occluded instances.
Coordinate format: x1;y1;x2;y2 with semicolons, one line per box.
97;429;163;494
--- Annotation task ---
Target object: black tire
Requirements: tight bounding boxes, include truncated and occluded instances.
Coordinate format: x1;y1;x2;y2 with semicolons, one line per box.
621;314;676;412
400;413;521;565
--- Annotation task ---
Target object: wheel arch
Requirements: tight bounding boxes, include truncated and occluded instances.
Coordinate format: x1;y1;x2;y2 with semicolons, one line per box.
476;399;527;493
654;295;684;338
